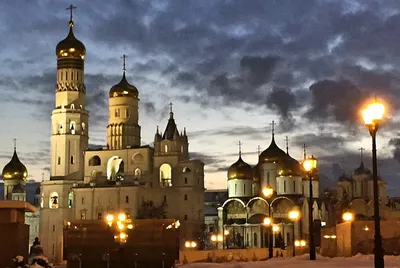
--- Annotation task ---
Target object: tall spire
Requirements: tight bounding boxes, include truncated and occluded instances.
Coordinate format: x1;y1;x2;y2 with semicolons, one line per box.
13;138;17;151
358;147;365;162
66;4;76;27
285;136;289;155
270;121;275;139
169;102;174;119
121;54;127;74
303;143;307;160
238;141;242;157
156;125;159;134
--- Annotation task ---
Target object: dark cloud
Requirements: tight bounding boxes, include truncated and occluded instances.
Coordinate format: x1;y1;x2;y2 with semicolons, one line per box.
388;138;400;163
240;55;281;87
306;79;366;123
266;87;298;124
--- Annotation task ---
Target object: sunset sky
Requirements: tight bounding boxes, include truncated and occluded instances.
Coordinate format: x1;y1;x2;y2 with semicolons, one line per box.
1;0;400;195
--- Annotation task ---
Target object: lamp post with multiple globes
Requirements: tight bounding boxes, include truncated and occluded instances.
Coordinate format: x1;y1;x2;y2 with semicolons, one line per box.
362;98;385;268
288;209;300;257
262;186;274;259
302;155;317;261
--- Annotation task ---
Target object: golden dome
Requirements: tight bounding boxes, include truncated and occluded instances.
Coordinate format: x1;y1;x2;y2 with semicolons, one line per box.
2;149;28;181
109;73;139;98
228;156;253;181
56;21;86;58
260;136;303;176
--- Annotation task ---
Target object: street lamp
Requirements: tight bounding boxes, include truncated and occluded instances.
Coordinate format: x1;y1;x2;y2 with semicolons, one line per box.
262;186;274;259
342;211;354;222
288;209;301;257
302;155;318;261
362;98;385;268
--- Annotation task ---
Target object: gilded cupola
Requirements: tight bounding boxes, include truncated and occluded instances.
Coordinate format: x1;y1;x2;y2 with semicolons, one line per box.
259;122;303;176
109;55;139;98
2;140;28;181
228;143;253;181
56;8;86;59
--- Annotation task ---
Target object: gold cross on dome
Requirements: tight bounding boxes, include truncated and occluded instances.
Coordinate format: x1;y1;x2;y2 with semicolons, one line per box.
66;4;77;21
121;54;127;73
358;147;365;161
270;121;275;137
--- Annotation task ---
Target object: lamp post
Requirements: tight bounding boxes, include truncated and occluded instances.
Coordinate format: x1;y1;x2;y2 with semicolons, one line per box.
211;234;223;249
288;209;300;257
262;186;274;259
362;99;385;268
302;156;317;260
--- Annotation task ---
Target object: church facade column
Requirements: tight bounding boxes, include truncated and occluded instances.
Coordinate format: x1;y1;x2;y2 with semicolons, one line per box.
217;207;224;249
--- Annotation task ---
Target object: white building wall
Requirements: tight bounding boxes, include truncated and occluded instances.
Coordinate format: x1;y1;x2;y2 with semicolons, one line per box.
227;179;253;198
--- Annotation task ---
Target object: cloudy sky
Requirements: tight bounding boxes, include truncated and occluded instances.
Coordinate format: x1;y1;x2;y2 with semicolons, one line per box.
1;0;400;196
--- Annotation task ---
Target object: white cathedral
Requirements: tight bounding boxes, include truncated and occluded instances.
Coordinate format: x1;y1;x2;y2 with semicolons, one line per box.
34;13;204;264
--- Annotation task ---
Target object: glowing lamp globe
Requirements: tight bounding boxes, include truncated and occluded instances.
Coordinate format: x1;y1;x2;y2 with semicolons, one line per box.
288;210;300;221
262;186;273;198
342;211;354;222
362;100;385;126
303;156;317;172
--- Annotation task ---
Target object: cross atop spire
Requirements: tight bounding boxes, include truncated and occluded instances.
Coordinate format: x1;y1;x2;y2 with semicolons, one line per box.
169;102;174;119
302;143;307;160
270;121;275;137
238;141;242;157
285;136;289;155
66;4;76;26
13;138;16;151
257;145;261;156
358;147;365;162
121;54;127;73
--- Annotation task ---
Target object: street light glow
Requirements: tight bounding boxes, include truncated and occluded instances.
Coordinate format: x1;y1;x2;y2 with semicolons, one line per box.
106;214;114;222
118;213;127;221
288;209;300;221
211;235;217;242
303;156;317;172
362;100;385;126
262;186;274;198
342;212;354;222
263;217;272;226
191;241;197;248
272;225;280;232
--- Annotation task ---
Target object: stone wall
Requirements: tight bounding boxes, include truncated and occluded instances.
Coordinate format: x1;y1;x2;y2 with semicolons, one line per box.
179;248;287;264
320;220;400;257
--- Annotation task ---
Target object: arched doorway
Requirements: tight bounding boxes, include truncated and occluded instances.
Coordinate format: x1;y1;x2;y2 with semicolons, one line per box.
107;156;124;181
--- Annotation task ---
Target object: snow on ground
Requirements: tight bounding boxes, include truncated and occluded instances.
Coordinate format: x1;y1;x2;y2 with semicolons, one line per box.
179;254;400;268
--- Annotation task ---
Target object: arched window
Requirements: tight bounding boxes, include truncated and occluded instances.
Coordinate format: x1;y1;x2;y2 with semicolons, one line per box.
89;156;101;166
49;192;59;209
164;145;168;153
107;156;124;181
183;167;191;173
70;121;76;135
81;122;85;131
159;163;172;187
68;191;74;208
254;232;258;247
134;168;142;179
71;104;75;109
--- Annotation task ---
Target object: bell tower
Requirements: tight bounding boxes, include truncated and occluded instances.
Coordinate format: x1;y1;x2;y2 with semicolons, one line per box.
50;4;88;180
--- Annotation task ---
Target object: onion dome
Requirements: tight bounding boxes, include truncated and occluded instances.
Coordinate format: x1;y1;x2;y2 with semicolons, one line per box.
354;161;371;176
109;72;139;98
2;146;28;181
260;135;303;176
56;20;85;58
228;155;253;181
12;184;25;194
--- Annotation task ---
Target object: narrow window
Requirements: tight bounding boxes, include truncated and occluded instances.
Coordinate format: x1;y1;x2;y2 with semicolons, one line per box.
97;213;102;220
164;195;167;202
284;181;287;192
61;72;63;80
184;214;188;220
184;194;188;201
52;244;55;255
66;71;68;80
181;146;184;153
235;184;237;195
53;225;56;232
81;197;85;204
71;71;74;80
184;177;188;184
70;156;74;164
293;181;296;192
125;196;129;203
244;184;246;195
164;145;168;153
58;157;61;165
126;108;130;118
